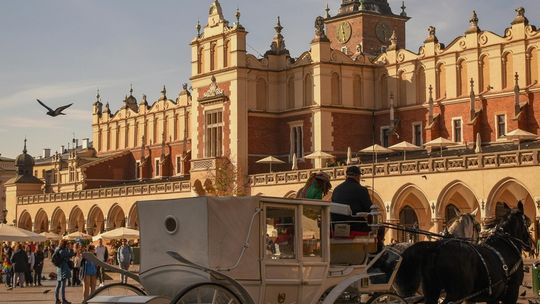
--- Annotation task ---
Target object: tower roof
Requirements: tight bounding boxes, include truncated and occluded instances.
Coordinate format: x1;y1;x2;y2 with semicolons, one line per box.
336;0;401;17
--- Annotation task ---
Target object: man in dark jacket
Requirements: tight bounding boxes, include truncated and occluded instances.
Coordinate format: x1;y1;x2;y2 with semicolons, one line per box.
331;166;373;232
10;244;28;288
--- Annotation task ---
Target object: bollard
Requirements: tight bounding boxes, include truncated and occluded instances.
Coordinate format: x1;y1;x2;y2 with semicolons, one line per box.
533;262;540;296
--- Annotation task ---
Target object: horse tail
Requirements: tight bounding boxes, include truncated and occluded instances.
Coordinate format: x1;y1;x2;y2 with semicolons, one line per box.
394;241;438;298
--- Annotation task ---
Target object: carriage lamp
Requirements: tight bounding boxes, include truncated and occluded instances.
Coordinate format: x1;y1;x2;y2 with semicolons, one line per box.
369;205;382;227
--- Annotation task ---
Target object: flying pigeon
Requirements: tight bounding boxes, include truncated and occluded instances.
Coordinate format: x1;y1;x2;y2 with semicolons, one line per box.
36;99;73;117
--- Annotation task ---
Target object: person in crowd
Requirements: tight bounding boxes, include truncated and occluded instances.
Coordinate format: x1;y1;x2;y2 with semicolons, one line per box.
68;243;80;287
33;245;44;286
95;238;108;287
72;245;82;287
296;172;332;200
25;245;34;286
10;244;28;288
331;166;373;233
54;240;75;304
2;255;12;289
116;239;133;284
80;245;98;301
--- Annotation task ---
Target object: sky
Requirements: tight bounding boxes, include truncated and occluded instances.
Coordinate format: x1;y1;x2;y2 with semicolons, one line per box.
1;0;539;159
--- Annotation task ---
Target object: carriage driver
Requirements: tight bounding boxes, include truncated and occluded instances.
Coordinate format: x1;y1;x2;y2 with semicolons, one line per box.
331;166;373;234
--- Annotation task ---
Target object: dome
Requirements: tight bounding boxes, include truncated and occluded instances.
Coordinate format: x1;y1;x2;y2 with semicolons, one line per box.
15;152;34;168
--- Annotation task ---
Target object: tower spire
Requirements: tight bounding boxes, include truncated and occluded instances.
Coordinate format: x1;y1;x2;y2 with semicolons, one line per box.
23;138;27;154
265;16;289;56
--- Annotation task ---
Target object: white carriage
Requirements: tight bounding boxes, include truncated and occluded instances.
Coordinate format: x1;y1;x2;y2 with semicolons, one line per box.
85;196;405;304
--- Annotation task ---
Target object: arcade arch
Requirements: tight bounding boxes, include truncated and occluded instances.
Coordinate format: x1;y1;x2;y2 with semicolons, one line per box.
391;184;431;239
51;208;67;235
436;181;481;226
87;205;105;236
68;206;85;233
34;209;49;233
107;204;126;230
18;211;32;231
127;204;139;230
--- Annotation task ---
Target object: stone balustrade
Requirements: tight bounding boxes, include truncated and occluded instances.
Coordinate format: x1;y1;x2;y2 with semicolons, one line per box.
249;149;540;186
17;179;192;205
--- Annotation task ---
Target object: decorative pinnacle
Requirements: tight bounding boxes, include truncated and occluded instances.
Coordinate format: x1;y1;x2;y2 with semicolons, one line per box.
129;83;133;96
325;4;330;18
400;1;407;17
23;138;27;154
235;7;241;24
196;19;201;37
275;16;283;34
96;89;100;100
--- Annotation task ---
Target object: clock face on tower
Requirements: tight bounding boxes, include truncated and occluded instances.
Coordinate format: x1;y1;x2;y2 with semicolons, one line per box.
336;21;352;44
375;22;392;43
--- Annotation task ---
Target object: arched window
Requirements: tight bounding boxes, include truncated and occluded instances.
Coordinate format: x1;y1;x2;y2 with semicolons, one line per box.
380;74;388;108
458;59;468;97
287;76;295;109
304;74;313;106
416;67;426;104
503;52;513;89
353;75;363;107
331;73;341;105
210;42;218;71
198;47;204;74
256;78;267;111
479;55;490;92
398;71;407;106
399;206;419;242
223;40;230;68
528;48;538;86
436;63;446;99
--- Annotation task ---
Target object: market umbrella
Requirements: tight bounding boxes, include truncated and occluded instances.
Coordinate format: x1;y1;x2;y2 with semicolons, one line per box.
389;141;422;160
475;132;482;154
346;147;352;165
40;231;62;240
63;231;92;241
291;153;298;170
256;156;285;173
92;227;140;242
424;137;458;157
304;151;335;168
359;144;393;163
503;128;538;151
0;224;46;242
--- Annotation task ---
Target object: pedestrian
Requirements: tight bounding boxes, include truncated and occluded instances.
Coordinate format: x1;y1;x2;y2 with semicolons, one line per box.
80;245;98;301
116;239;133;284
296;172;332;200
33;245;44;286
25;245;34;286
72;246;82;286
331;166;373;233
53;240;75;304
10;244;28;288
2;255;12;289
95;238;109;287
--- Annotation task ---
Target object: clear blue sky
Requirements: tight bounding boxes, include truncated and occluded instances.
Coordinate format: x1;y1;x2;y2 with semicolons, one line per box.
1;0;539;158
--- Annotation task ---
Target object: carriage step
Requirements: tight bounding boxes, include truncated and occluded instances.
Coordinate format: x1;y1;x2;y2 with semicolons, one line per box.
87;296;169;304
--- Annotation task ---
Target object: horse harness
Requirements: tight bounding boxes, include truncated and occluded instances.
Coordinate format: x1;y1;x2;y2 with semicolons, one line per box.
446;234;523;304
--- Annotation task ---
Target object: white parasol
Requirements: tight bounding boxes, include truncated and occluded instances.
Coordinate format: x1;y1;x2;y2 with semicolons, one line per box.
291;153;298;171
0;224;46;242
359;144;393;163
346;147;352;165
63;231;92;241
256;156;285;173
40;231;62;240
475;132;482;154
304;151;335;168
424;137;458;157
92;227;140;242
503;128;538;150
389;141;422;160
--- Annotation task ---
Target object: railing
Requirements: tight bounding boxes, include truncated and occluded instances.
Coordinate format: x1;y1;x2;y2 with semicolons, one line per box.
17;180;192;205
249;149;540;186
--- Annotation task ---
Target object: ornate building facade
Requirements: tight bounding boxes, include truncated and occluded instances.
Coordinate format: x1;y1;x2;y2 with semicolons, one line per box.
6;0;540;242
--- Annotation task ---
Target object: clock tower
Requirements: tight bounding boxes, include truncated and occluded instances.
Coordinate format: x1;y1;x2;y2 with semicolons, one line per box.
325;0;409;56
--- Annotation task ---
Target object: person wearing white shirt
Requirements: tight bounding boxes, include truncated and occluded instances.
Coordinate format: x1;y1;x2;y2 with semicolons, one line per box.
25;245;35;287
95;239;109;287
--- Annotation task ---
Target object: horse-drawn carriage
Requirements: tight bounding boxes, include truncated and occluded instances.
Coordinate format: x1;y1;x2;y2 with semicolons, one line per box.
84;196;409;304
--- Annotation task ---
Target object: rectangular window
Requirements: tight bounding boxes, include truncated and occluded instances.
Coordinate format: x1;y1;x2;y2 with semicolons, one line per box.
265;207;296;260
135;161;141;179
290;125;304;159
381;127;390;147
176;156;183;175
205;110;223;158
412;123;423;146
154;158;160;177
302;206;322;258
496;114;506;138
452;118;462;143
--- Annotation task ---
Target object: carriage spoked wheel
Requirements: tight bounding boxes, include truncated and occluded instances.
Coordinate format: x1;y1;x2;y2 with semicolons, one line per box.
366;293;407;304
83;282;146;303
172;282;242;304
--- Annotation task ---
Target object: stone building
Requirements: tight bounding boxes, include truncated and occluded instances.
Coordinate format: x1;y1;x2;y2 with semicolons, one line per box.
6;0;540;242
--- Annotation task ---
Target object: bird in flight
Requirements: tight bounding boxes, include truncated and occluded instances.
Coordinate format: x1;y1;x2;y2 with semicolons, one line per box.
36;99;73;117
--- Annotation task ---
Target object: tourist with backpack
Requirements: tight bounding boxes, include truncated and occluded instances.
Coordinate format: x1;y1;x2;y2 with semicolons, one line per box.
52;240;75;304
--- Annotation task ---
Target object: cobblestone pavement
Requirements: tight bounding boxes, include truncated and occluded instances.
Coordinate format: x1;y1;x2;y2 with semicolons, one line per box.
1;257;539;303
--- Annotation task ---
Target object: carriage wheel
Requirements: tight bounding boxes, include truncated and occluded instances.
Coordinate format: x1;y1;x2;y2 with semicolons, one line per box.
83;282;146;303
366;293;407;304
172;282;242;304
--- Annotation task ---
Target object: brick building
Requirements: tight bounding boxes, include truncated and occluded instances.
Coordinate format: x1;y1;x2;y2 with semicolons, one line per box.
5;0;540;242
